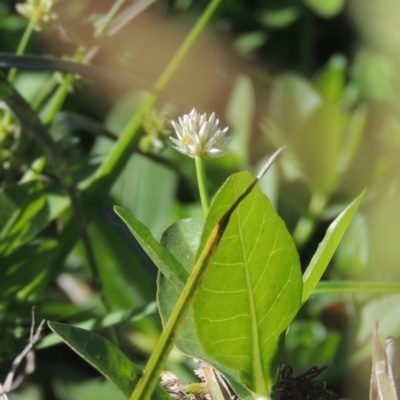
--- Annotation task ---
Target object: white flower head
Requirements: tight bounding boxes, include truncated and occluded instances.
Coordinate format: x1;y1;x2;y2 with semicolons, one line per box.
170;109;231;158
16;0;57;31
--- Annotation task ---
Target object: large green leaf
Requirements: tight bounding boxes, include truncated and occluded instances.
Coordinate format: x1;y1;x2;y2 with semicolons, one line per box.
192;172;302;397
158;218;255;400
302;189;366;303
48;322;171;400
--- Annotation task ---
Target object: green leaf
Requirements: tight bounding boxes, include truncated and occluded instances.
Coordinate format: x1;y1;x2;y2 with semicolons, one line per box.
313;281;400;295
0;240;58;301
48;322;171;400
0;182;69;255
259;7;300;29
39;303;157;349
303;0;345;18
114;206;189;285
111;154;178;239
158;218;255;400
314;54;347;104
292;102;348;195
302;189;366;303
226;75;255;165
193;172;302;396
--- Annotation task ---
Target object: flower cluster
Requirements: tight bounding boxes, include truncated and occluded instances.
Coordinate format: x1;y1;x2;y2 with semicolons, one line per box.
16;0;57;31
170;109;231;158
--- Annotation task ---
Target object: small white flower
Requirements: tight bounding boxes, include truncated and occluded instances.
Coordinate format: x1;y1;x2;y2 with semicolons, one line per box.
170;109;231;158
16;0;57;31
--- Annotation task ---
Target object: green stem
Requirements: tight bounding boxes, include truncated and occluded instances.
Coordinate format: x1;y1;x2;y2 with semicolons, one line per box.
46;0;222;305
94;0;127;37
130;216;223;400
7;22;34;83
93;0;223;183
292;193;327;248
40;47;85;124
195;155;210;215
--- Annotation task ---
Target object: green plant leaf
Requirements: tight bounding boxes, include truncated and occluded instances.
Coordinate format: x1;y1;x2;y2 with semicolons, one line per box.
259;7;300;29
303;0;345;18
302;189;366;303
313;281;400;295
0;240;58;301
39;303;157;349
192;172;302;397
157;216;254;400
114;206;189;285
48;322;171;400
0;182;69;255
226;75;255;165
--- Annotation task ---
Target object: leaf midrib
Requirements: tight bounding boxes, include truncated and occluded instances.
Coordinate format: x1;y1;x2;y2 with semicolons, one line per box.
236;198;267;396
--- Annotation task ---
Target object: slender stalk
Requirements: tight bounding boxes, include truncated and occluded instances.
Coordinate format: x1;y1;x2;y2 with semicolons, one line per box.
94;0;126;37
130;208;226;400
195;155;210;214
7;22;34;83
292;193;327;247
93;0;224;182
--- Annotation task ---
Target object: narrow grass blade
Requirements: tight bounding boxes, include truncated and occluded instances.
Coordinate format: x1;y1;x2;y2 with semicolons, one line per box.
302;189;366;303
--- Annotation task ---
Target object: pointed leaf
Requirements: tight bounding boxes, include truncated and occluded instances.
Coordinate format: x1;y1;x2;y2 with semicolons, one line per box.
302;189;366;303
193;172;302;396
48;322;171;400
158;218;255;400
114;206;189;285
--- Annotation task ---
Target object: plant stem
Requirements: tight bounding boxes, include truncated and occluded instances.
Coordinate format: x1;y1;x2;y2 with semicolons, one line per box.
94;0;126;37
40;47;85;124
130;211;224;400
195;155;210;214
292;193;327;248
7;22;34;83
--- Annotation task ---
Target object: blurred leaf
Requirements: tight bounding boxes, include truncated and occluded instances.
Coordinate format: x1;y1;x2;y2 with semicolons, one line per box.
193;172;302;396
39;302;157;349
312;281;400;295
111;154;178;239
233;31;268;56
302;189;366;303
314;54;347;104
335;212;369;275
338;104;368;173
303;0;345;18
48;322;171;400
259;7;300;29
14;72;52;103
0;240;58;301
292;102;348;195
352;295;400;365
53;378;126;400
225;75;255;165
114;206;189;286
352;49;396;102
0;181;69;255
265;74;321;147
285;320;341;374
0;180;37;240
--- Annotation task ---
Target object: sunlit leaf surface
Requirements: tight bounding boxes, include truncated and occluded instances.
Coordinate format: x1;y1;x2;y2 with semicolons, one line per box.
193;172;302;396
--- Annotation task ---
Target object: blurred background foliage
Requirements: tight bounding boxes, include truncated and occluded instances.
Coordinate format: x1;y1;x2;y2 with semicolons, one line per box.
1;0;400;399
